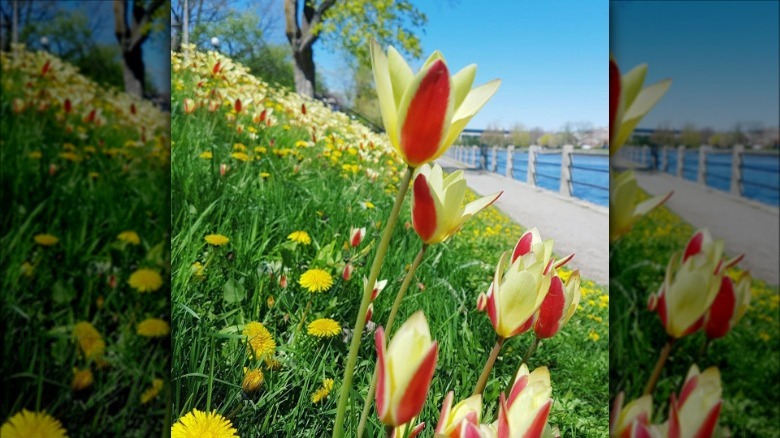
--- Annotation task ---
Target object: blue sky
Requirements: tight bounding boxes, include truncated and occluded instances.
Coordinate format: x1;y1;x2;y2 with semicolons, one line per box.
310;0;608;131
611;1;780;131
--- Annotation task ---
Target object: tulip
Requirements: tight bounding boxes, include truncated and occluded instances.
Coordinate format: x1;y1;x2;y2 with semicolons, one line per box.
496;364;553;438
371;279;388;301
370;41;501;167
350;227;366;247
220;163;228;177
480;229;554;338
666;365;722;438
610;392;653;438
279;274;288;289
610;170;672;242
705;270;751;340
183;98;196;114
533;268;581;339
412;164;502;245
375;310;439;426
647;229;724;338
610;56;671;154
365;303;374;323
342;263;354;281
435;392;482;437
391;419;425;438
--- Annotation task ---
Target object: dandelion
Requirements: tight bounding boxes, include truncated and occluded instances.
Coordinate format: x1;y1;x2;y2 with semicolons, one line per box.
200;151;213;159
363;201;375;209
140;378;164;404
231;151;249;161
299;268;333;293
287;230;311;245
588;330;600;342
311;378;335;403
73;321;105;362
205;234;229;246
308;318;341;338
21;261;35;278
171;409;238;438
191;262;205;280
244;321;276;360
71;367;94;391
137;318;171;337
33;234;58;246
260;171;271;179
233;143;247;151
128;268;163;292
264;357;282;370
242;367;264;394
117;230;141;245
0;410;68;438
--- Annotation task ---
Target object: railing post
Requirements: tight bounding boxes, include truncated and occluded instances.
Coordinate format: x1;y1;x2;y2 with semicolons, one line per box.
641;145;650;167
506;146;515;178
491;146;497;172
661;146;668;172
731;145;744;196
527;145;537;186
471;146;479;167
677;145;685;178
560;145;573;196
697;145;708;185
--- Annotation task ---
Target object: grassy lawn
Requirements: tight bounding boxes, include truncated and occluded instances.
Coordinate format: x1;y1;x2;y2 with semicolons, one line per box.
610;190;780;435
1;50;170;436
171;49;609;437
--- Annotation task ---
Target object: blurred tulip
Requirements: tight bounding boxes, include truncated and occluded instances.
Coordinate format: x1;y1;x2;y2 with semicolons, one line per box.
480;229;554;338
371;279;388;301
533;268;580;339
411;164;501;244
220;163;228;177
48;163;58;176
435;391;482;437
370;41;500;167
705;270;751;340
391;419;425;438
610;170;672;242
375;311;438;426
12;98;25;113
183;98;196;114
342;263;354;281
666;365;722;438
365;303;374;324
279;274;288;289
350;227;366;247
610;392;652;438
496;364;553;438
647;229;724;338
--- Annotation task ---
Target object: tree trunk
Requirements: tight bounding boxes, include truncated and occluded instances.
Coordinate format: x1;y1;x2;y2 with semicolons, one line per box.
293;45;315;97
122;43;145;97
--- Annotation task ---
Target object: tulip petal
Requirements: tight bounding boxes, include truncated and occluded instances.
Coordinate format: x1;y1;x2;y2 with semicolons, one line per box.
615;78;671;150
413;173;438;242
398;60;453;167
620;63;648;117
375;327;390;422
693;402;721;438
523;399;552;438
435;391;454;433
633;191;672;219
705;276;736;339
371;41;399;149
453;79;503;123
683;230;705;263
507;374;529;407
396;341;438;425
534;276;566;339
512;231;535;263
387;46;414;108
452;64;477;110
497;394;510;438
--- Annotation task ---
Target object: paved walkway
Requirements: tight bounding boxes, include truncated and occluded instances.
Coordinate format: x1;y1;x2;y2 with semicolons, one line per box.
632;170;779;284
437;156;609;285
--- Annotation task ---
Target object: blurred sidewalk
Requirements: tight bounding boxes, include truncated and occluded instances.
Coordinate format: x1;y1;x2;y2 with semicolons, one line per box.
436;156;609;285
633;170;779;284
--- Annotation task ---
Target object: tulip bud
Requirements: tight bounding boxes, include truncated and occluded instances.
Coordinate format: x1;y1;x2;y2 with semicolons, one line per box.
533;270;581;339
651;229;724;338
476;293;487;312
279;274;288;289
350;227;366;247
375;311;438;426
705;271;751;340
412;164;501;245
342;263;353;281
610;392;652;438
666;365;722;438
435;391;482;437
220;163;228;177
183;98;196;114
371;279;388;301
301;103;307;115
49;163;58;176
234;98;243;113
12;98;25;113
370;41;500;167
365;303;374;324
64;98;72;113
497;364;553;438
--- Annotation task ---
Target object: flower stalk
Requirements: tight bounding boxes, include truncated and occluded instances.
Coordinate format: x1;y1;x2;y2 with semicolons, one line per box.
473;336;505;396
332;166;414;438
643;338;674;396
522;336;540;365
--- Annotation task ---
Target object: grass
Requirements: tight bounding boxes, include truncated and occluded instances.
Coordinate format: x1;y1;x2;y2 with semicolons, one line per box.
171;49;609;437
609;189;780;435
0;49;170;436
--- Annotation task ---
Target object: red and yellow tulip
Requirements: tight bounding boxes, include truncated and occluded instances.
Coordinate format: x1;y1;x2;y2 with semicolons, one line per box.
705;270;751;340
434;392;482;437
665;365;722;438
412;164;502;244
533;267;580;339
370;41;501;167
610;393;652;438
374;311;439;427
391;419;425;438
610;170;672;242
496;364;553;438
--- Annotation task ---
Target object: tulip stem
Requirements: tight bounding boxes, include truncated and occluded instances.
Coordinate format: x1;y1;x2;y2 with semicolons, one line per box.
643;338;674;396
356;244;429;438
697;338;711;362
473;336;505;396
522;337;540;365
332;166;414;438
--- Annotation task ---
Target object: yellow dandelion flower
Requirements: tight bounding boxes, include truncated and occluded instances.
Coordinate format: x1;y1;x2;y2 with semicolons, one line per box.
205;234;229;246
117;230;141;245
140;378;164;404
588;330;600;342
29;151;42;159
307;318;341;338
299;268;333;293
21;261;35;278
231;151;249;161
200;151;213;159
71;367;94;392
287;230;311;245
34;234;58;246
0;410;68;438
171;409;238;438
363;201;375;209
264;357;282;370
128;268;163;293
260;172;271;179
233;143;247;151
242;367;264;394
243;322;276;360
137;318;171;337
255;146;267;154
311;378;335;403
73;321;105;362
191;262;205;280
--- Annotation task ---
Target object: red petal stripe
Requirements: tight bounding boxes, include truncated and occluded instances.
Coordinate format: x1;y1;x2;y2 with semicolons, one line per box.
401;60;450;166
678;375;698;406
507;374;529;407
683;231;704;263
693;402;722;438
512;232;534;262
523;399;552;438
435;391;453;433
396;342;439;425
412;174;438;242
534;276;566;339
705;276;736;339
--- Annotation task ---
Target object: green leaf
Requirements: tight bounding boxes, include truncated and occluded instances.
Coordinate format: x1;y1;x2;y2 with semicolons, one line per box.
223;278;246;303
52;280;74;304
